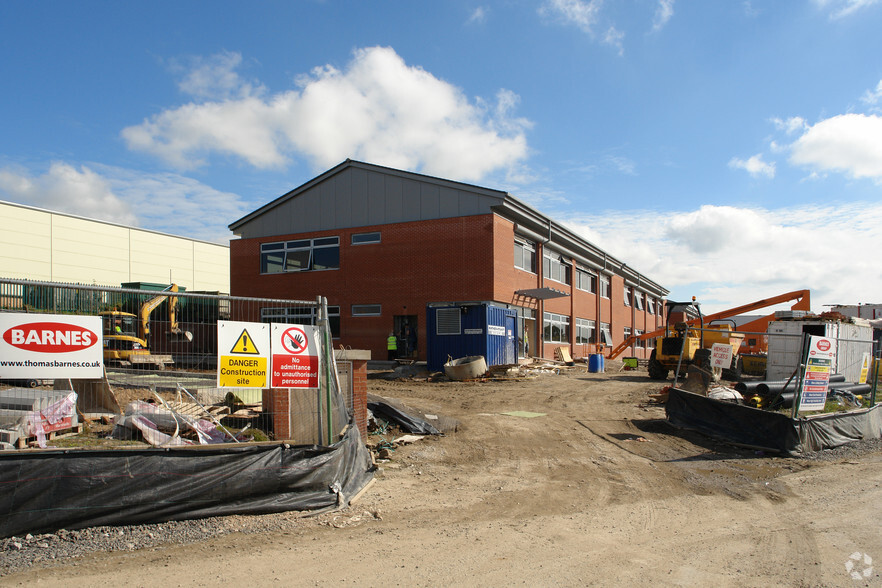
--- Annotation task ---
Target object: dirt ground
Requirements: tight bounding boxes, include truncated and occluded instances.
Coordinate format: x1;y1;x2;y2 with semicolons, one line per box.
4;364;882;587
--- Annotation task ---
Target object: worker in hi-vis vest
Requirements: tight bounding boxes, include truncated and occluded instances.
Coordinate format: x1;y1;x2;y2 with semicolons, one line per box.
387;332;398;361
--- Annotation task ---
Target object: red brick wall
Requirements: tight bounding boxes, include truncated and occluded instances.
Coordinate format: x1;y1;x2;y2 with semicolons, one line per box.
231;213;664;362
231;215;496;361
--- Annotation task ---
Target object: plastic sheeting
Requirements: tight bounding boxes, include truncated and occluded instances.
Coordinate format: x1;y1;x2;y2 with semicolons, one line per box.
666;387;799;453
666;387;882;455
798;405;882;453
368;401;442;435
0;424;373;539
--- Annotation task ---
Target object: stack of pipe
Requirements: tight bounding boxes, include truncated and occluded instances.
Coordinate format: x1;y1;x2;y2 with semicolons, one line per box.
734;374;870;410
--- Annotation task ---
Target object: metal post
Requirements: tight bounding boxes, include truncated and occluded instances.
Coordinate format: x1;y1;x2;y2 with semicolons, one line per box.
871;349;880;407
318;295;333;446
673;336;686;389
790;333;811;419
315;295;324;445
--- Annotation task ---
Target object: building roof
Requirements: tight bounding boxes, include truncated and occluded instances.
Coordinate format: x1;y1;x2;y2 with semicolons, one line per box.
228;159;508;231
229;160;668;297
1;199;229;248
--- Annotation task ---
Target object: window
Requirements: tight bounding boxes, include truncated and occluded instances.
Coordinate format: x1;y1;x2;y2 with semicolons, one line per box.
352;304;381;316
351;232;381;245
514;239;536;273
599;322;613;346
261;305;341;338
543;312;570;344
634;291;644;310
260;237;340;274
576;318;595;345
576;268;596;294
543;250;572;285
646;296;654;314
635;329;644;348
600;274;611;299
624;286;632;307
624;326;632;340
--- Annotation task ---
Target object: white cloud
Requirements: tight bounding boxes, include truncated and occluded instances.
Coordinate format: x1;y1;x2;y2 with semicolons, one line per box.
603;26;625;55
0;163;246;243
467;6;488;24
861;79;882;109
728;154;776;178
540;0;602;34
169;51;264;101
771;116;808;135
122;47;531;183
814;0;880;18
652;0;675;31
789;113;882;181
558;202;882;313
0;162;136;225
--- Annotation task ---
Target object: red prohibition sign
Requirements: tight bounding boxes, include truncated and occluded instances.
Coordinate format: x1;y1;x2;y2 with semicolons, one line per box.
281;326;309;354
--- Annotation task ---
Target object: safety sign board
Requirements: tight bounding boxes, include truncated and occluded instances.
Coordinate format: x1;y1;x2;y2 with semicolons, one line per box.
710;343;733;369
798;335;834;412
0;313;103;379
271;324;321;388
217;321;270;388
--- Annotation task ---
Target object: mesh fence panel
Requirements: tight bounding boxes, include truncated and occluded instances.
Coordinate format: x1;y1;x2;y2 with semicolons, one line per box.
0;278;351;450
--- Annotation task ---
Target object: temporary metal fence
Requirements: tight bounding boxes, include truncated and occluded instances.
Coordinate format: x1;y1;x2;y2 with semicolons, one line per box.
0;278;350;451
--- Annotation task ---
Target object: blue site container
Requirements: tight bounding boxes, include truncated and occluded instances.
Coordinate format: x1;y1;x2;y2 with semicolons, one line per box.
426;302;517;372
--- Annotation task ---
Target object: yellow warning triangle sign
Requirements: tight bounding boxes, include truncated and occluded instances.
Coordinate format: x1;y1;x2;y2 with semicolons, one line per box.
230;329;260;354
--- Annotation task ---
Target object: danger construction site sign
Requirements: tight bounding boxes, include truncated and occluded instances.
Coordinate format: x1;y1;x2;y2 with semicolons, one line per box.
217;320;270;388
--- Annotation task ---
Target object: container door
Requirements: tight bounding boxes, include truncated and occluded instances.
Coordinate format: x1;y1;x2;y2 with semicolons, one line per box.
505;314;517;364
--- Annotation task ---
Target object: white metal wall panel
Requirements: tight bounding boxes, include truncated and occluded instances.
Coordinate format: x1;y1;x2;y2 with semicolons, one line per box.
767;320;872;383
0;204;53;279
837;323;873;382
0;201;229;292
130;231;194;284
767;321;817;381
50;214;130;284
192;241;229;291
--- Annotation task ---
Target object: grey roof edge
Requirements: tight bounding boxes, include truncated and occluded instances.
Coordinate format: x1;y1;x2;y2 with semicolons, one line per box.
495;195;669;298
226;160;667;297
228;159;509;232
0;199;230;248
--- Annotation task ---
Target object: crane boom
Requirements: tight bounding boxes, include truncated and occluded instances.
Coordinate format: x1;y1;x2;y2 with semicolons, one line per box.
605;289;810;360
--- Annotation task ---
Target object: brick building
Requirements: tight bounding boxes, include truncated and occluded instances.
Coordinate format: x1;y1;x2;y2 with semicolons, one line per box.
229;160;668;363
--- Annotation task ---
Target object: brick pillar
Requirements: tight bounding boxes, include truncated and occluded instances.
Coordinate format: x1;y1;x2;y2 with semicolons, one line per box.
335;349;371;442
350;358;368;439
262;388;292;439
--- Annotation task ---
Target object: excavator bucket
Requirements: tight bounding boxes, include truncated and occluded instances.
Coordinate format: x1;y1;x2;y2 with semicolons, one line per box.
167;328;194;343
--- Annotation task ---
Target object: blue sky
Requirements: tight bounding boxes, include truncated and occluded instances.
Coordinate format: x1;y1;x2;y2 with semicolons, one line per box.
1;0;881;313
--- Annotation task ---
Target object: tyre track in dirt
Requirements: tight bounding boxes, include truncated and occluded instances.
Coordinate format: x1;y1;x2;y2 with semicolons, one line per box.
4;367;882;586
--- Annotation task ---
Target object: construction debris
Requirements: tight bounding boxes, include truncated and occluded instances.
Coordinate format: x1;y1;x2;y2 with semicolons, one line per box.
111;400;249;446
0;389;80;449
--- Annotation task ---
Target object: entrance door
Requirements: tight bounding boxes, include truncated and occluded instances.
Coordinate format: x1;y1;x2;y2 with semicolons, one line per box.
394;315;418;359
505;314;517;364
518;313;536;359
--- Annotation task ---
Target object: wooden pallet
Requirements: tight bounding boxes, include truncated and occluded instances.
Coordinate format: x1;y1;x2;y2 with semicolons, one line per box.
17;423;84;449
554;347;574;364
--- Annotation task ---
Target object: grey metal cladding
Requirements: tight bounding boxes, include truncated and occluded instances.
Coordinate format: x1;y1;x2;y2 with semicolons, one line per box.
230;161;507;239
